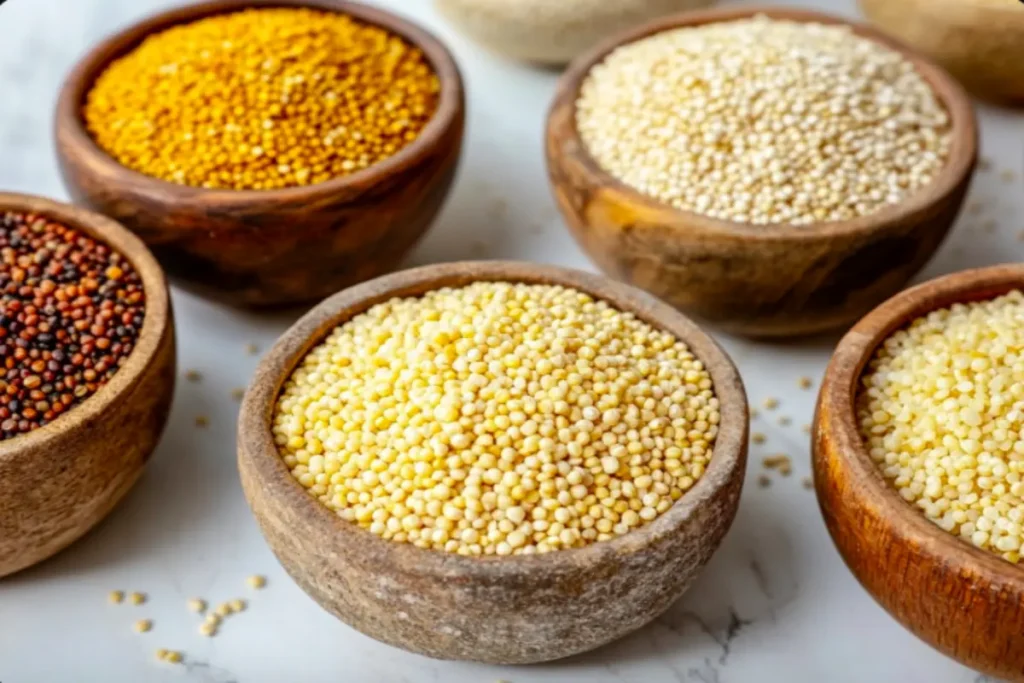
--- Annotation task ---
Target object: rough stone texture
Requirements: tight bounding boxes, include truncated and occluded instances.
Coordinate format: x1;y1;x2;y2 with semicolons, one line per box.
55;0;465;308
544;6;978;339
813;264;1024;682
238;261;748;664
0;192;175;578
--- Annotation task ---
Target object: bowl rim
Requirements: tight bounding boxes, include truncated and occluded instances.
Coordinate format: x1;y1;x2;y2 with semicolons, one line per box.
819;262;1024;591
238;260;748;580
54;0;464;214
546;4;978;243
0;192;171;458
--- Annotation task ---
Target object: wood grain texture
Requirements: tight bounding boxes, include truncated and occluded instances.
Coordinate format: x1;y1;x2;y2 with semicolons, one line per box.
813;264;1024;682
0;193;175;578
237;261;748;664
860;0;1024;103
54;0;465;308
545;6;978;338
433;0;716;66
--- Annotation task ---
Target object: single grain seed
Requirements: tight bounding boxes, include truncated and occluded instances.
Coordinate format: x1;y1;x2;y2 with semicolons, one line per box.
129;592;146;605
749;408;759;420
186;598;206;613
778;416;792;427
228;598;246;612
858;290;1024;564
751;433;766;445
134;619;152;633
798;377;813;390
758;475;772;488
199;622;218;637
231;387;246;401
576;17;951;226
245;343;260;355
801;424;811;435
246;574;267;589
802;477;814;490
195;415;209;428
215;602;233;617
273;281;720;556
84;8;440;190
763;398;779;410
184;369;202;382
108;590;125;604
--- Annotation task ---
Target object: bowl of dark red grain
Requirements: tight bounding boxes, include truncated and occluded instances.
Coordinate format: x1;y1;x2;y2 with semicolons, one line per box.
55;0;465;307
545;6;977;338
238;260;749;664
0;192;174;578
814;264;1024;681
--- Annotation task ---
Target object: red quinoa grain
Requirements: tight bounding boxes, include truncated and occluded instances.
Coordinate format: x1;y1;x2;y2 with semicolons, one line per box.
0;211;145;440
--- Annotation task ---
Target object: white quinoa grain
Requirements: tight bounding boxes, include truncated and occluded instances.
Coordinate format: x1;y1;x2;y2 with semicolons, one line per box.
576;17;951;225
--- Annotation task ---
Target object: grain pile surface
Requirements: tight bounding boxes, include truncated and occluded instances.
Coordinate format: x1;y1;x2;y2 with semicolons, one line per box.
858;291;1024;564
576;16;952;225
274;282;719;556
84;8;440;190
0;212;145;440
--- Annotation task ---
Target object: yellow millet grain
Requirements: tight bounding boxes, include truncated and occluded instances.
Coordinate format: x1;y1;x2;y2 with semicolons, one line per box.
273;282;720;557
858;291;1024;564
84;8;440;190
576;17;951;226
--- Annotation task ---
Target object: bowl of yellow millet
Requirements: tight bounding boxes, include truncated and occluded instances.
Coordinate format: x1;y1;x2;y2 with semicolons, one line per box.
237;260;749;664
814;263;1024;681
55;0;465;307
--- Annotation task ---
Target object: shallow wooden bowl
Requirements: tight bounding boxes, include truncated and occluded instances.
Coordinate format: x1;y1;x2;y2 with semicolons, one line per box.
434;0;715;66
238;261;748;663
813;264;1024;681
861;0;1024;103
55;0;465;308
545;6;978;338
0;193;175;578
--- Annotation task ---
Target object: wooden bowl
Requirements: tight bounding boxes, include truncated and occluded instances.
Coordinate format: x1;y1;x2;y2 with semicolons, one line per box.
237;261;748;664
861;0;1024;103
813;264;1024;681
545;6;978;338
434;0;716;66
0;193;175;578
55;0;465;308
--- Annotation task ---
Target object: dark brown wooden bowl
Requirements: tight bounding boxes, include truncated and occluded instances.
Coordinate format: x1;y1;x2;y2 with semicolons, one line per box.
545;6;978;338
237;261;748;664
813;264;1024;681
55;0;465;308
0;193;175;578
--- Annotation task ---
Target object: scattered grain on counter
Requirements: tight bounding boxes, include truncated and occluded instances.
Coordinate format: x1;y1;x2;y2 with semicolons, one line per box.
84;8;441;190
129;591;146;605
802;424;811;435
195;415;209;428
576;16;951;226
199;622;218;637
214;602;233;618
763;455;792;476
108;590;125;604
778;416;792;427
184;369;202;382
749;408;759;420
858;290;1024;564
798;377;814;390
0;212;145;441
246;574;267;589
802;477;814;490
274;281;720;556
751;432;766;445
758;474;772;488
156;649;183;664
186;598;206;614
228;599;246;613
231;387;246;402
245;343;260;356
763;398;779;411
134;619;152;633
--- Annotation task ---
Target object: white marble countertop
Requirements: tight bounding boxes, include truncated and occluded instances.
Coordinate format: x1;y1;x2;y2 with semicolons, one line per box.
0;0;1020;681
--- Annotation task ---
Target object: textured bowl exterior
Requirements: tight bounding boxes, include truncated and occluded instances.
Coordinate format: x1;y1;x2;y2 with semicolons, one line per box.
434;0;716;65
545;6;977;338
55;0;465;308
861;0;1024;102
0;193;175;578
238;261;748;663
813;265;1024;681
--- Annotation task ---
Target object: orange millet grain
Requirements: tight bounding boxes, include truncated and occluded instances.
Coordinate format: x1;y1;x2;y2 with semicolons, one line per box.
83;8;441;190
